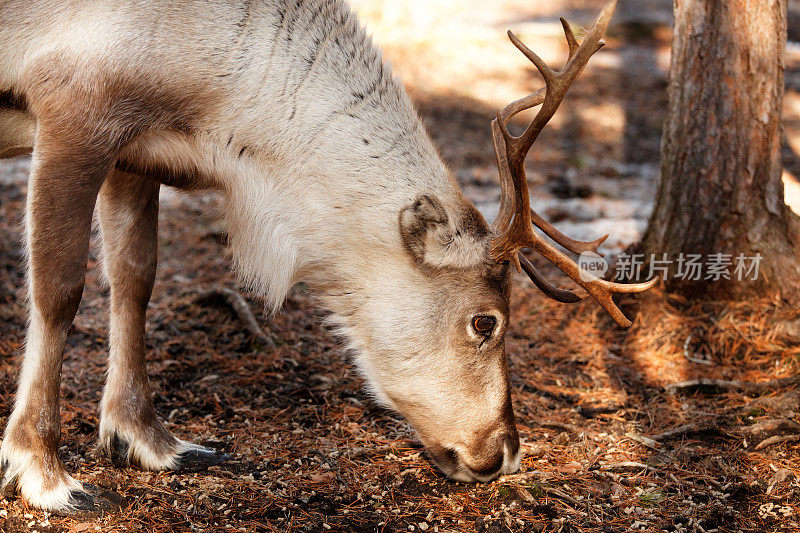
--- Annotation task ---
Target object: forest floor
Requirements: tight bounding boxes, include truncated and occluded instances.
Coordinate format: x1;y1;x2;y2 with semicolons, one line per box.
2;1;800;532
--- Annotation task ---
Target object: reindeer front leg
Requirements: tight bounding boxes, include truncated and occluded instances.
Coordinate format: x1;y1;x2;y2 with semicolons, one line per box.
97;169;226;472
0;131;115;513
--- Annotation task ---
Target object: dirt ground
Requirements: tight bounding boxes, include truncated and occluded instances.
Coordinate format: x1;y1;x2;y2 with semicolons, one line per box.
1;1;800;532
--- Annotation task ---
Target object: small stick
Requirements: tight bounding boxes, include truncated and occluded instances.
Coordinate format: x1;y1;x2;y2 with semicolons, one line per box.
683;334;713;365
600;461;654;473
539;421;587;435
755;434;800;450
651;421;723;441
525;381;580;403
513;485;535;503
197;287;275;347
497;470;549;484
665;376;800;395
740;418;800;436
544;486;583;509
624;432;660;449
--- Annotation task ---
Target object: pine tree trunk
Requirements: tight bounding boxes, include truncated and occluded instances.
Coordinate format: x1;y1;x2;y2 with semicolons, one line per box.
641;0;800;301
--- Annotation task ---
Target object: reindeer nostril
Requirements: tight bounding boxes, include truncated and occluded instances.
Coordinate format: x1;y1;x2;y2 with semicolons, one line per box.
462;449;505;479
443;447;459;469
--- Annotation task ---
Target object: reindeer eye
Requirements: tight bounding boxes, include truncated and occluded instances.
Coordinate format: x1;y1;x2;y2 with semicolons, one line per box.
472;315;496;335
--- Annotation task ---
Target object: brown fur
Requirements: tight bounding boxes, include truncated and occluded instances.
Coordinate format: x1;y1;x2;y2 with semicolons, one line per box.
2;125;115;497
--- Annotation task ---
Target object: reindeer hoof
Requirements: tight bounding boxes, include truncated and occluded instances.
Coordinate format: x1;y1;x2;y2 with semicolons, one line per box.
108;433;131;468
62;483;123;516
105;433;227;472
173;445;230;473
0;460;17;498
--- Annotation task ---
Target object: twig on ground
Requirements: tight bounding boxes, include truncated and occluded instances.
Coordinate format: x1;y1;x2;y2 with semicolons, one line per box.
196;287;275;347
499;471;549;484
600;461;653;472
766;468;795;496
508;477;591;515
755;434;800;450
544;486;581;507
512;485;536;503
740;418;800;436
624;432;660;449
651;421;724;441
665;376;800;395
577;403;625;418
516;484;594;519
539;421;592;436
743;389;800;415
683;334;713;365
525;381;580;403
668;472;698;488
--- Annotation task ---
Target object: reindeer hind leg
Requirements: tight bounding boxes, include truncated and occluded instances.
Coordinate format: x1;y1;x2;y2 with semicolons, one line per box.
97;169;228;472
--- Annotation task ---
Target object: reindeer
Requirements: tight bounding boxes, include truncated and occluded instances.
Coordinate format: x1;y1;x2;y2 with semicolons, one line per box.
0;0;654;514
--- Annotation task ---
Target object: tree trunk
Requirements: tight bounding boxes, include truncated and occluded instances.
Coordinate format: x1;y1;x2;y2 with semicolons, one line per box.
641;0;800;301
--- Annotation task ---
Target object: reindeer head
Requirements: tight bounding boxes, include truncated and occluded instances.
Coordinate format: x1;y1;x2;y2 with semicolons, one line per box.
314;0;655;482
389;192;518;481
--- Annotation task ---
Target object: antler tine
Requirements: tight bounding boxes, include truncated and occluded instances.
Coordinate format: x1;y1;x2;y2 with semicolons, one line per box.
492;2;615;238
519;254;585;303
560;18;579;58
492;87;607;256
507;30;556;87
495;33;559;161
490;119;517;236
498;88;546;126
529;209;609;256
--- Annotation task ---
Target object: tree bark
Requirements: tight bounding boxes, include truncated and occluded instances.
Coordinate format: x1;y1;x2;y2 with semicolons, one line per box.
641;0;800;301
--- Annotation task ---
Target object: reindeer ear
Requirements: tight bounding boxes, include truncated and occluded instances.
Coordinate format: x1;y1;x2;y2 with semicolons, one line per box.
399;194;451;265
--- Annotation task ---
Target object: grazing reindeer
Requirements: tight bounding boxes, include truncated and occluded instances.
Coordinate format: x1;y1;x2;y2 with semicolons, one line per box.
0;0;653;514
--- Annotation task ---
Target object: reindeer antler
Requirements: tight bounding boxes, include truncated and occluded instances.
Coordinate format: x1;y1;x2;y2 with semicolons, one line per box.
491;0;657;328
